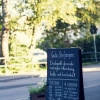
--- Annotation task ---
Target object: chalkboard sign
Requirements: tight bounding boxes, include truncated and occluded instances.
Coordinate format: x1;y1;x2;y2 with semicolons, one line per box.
46;48;85;100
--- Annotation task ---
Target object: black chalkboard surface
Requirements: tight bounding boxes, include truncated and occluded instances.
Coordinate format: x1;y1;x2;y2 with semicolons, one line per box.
46;48;85;100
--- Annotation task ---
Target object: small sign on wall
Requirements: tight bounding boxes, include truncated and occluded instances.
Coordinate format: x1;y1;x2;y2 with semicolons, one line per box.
46;48;85;100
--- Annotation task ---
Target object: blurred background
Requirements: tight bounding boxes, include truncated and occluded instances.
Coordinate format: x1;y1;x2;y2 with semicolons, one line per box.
0;0;100;75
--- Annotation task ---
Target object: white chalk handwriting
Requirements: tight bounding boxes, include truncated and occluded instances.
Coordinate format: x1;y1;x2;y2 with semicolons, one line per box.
51;51;74;59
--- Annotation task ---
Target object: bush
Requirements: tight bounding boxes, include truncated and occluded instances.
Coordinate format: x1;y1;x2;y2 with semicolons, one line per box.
29;78;47;94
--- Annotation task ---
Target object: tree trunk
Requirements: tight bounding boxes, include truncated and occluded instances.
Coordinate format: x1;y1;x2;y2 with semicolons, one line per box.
29;27;37;55
1;0;9;64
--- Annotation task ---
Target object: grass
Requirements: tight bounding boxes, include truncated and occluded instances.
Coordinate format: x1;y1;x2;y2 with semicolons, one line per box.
34;64;47;71
0;64;47;75
82;61;100;66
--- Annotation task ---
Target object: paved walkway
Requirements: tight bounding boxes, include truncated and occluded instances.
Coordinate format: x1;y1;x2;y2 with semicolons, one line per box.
83;63;100;72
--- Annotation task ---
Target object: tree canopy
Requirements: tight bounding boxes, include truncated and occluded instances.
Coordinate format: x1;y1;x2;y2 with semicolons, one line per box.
1;0;100;57
13;0;100;28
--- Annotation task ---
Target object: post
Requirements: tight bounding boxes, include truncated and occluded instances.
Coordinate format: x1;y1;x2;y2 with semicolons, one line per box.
31;56;34;73
5;57;7;75
93;34;97;62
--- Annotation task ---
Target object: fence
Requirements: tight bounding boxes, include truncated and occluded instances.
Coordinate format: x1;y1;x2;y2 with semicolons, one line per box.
0;56;47;75
82;52;100;62
0;52;100;75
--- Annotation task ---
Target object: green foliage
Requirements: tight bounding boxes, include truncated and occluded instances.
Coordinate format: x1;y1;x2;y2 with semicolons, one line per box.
0;67;5;74
1;0;100;60
67;34;100;62
34;64;47;71
9;31;30;57
37;19;72;50
12;0;100;37
37;34;67;51
96;35;100;51
7;67;21;73
21;0;100;26
6;64;33;74
15;45;29;56
6;56;32;73
29;78;47;94
0;64;46;74
69;35;100;62
69;35;94;52
76;0;100;23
